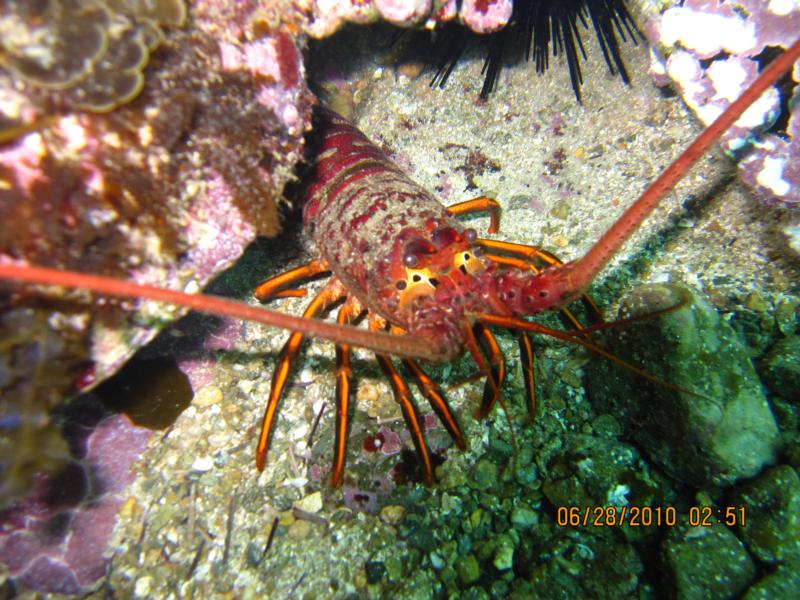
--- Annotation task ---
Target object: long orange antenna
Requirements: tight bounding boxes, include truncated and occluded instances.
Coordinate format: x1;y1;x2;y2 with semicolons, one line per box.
0;261;443;361
564;37;800;294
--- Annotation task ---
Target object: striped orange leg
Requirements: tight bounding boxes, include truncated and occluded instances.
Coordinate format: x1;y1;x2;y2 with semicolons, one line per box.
255;281;345;471
369;317;435;486
472;323;519;474
331;297;364;486
253;259;330;301
477;239;602;420
517;332;537;419
475;323;507;418
475;312;704;400
446;196;502;233
402;357;467;451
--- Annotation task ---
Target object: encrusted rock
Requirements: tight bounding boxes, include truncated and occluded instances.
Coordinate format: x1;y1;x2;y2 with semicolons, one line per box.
646;0;800;208
528;531;643;597
0;0;312;507
661;521;756;599
761;335;800;404
587;283;780;487
743;562;800;599
731;465;800;564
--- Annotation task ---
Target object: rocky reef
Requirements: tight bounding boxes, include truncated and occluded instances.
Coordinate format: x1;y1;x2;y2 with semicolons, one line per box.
1;0;799;596
1;0;312;507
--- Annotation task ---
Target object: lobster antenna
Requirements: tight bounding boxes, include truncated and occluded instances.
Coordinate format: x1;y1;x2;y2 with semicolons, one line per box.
565;37;800;295
0;261;443;361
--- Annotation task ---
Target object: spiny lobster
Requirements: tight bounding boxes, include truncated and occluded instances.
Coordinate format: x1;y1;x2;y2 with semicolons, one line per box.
2;38;799;487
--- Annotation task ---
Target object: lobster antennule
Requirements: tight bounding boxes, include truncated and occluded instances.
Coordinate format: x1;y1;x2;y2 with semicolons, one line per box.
473;312;704;399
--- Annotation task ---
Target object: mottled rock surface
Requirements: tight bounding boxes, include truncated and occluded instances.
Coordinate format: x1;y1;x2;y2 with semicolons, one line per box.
588;283;780;487
661;521;756;600
731;465;800;565
761;335;800;404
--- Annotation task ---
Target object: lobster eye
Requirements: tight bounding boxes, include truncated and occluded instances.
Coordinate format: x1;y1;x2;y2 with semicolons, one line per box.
403;237;436;268
464;228;477;243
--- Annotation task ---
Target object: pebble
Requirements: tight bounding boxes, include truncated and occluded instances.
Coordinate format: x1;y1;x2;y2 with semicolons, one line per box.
510;505;538;529
288;519;312;540
190;456;214;472
193;385;222;407
379;504;405;525
440;492;462;515
493;537;515;571
134;576;152;597
294;491;323;514
472;459;498;490
456;553;480;585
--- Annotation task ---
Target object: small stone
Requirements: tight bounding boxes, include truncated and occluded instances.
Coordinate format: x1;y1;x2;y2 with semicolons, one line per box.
492;535;515;571
439;463;468;488
294;491;323;514
407;527;437;552
397;62;424;79
429;550;446;570
287;519;311;540
472;459;498;490
365;560;386;584
775;300;799;335
456;553;480;585
134;576;152;597
469;508;483;530
550;199;570;220
379;504;405;525
193;385;222;408
190;456;214;472
510;505;538;529
744;291;769;314
441;492;462;515
385;554;404;580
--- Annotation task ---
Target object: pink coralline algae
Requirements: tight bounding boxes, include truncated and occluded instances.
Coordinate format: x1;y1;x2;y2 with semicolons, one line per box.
0;407;151;594
646;0;800;209
0;0;312;505
306;0;513;37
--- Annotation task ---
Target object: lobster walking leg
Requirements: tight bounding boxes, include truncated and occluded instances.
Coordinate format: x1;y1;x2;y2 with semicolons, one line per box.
475;323;508;418
331;297;361;486
369;316;436;486
253;259;330;300
446;196;502;233
255;282;346;471
402;357;466;451
517;332;537;419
